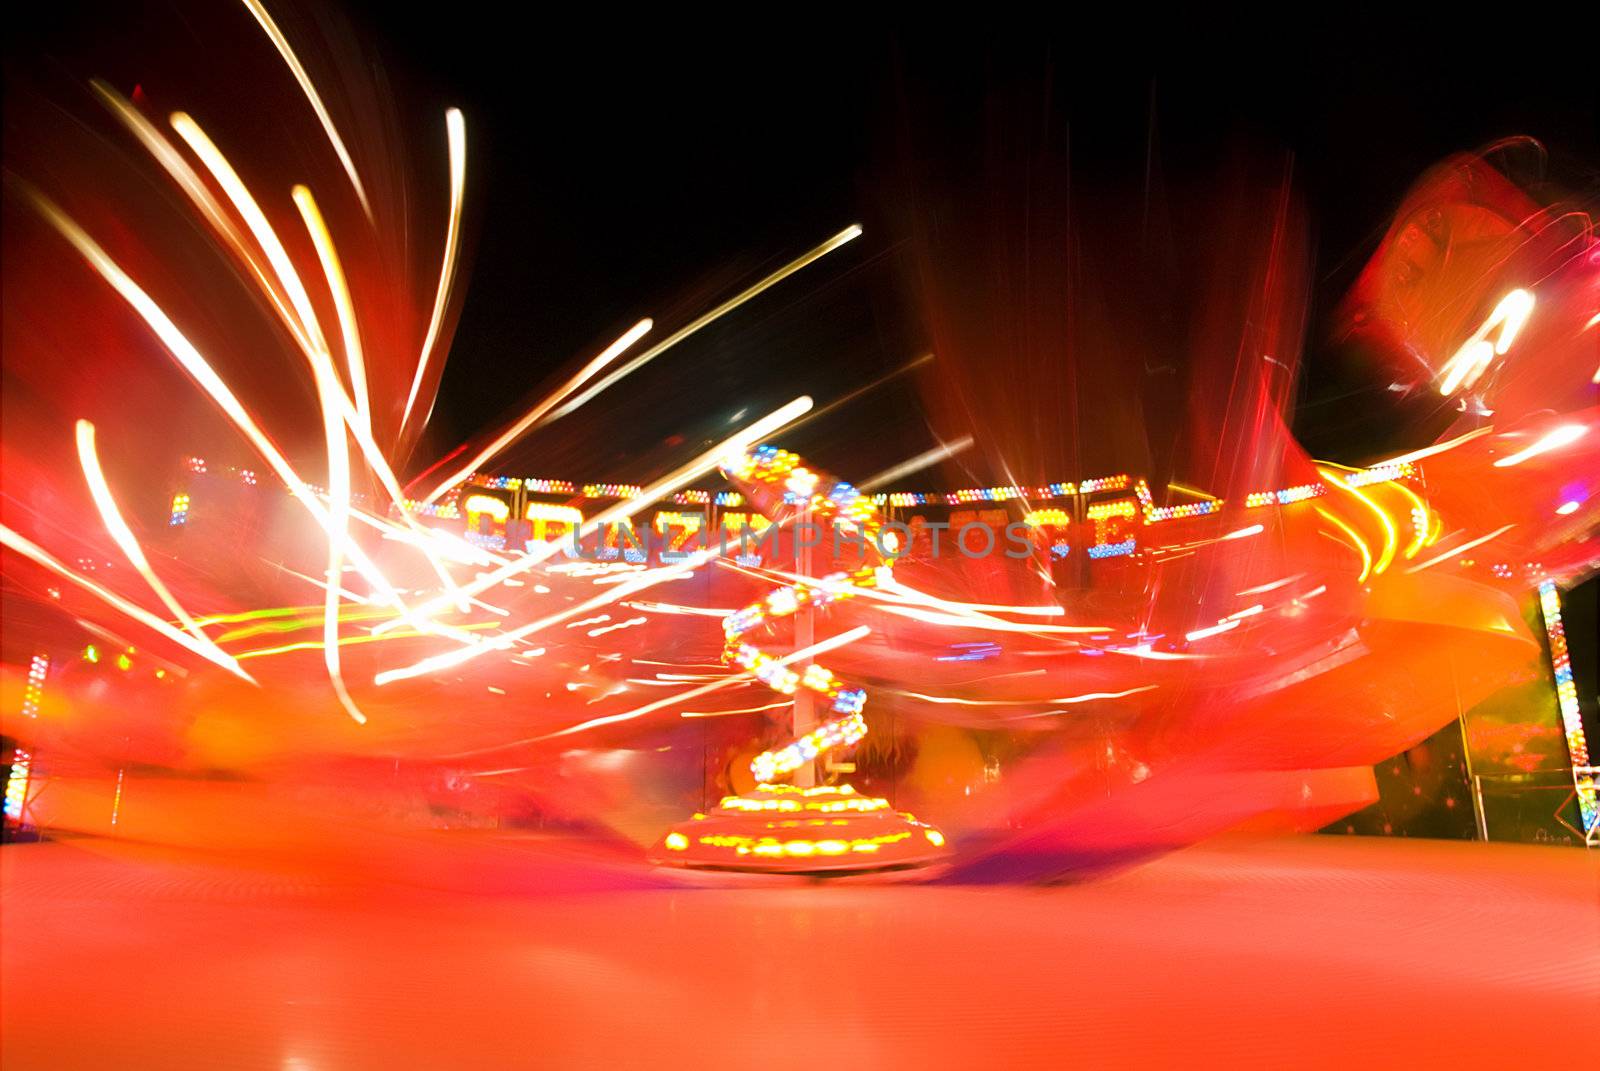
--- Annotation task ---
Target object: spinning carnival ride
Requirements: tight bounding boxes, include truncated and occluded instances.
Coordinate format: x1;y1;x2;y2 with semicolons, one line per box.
652;447;949;871
3;4;1598;875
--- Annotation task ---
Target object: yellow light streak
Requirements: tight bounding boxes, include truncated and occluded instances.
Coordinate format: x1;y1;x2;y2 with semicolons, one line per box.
1186;619;1241;642
196;606;314;627
1316;507;1373;582
1167;481;1220;501
1320;468;1398;576
236;620;501;661
1404;524;1516;574
420;318;653;503
548;226;862;420
215;605;395;643
889;685;1156;706
1319;458;1431;560
1368;427;1495;470
401;107;467;436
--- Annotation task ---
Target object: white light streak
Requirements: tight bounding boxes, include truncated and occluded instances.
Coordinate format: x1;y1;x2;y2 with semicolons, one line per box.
401;107;467;437
1492;424;1586;468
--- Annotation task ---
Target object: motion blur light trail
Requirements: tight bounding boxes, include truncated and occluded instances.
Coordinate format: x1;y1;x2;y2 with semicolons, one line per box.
2;2;1598;885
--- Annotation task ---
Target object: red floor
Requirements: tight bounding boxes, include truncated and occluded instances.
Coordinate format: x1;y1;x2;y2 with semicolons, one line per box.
3;834;1596;1069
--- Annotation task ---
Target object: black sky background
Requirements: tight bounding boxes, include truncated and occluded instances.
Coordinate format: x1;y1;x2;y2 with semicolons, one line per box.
9;5;1595;481
332;8;1597;480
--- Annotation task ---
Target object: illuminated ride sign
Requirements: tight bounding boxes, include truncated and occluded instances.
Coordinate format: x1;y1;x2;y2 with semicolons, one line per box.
451;468;1342;567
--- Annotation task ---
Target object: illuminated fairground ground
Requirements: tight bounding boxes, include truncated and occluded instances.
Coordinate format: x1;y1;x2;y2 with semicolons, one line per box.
4;2;1599;1068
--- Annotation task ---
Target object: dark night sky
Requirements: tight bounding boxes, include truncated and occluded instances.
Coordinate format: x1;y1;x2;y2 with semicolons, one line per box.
10;5;1596;480
336;8;1597;480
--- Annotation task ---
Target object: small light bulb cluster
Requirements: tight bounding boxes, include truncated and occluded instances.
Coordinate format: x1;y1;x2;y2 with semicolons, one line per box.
521;478;575;494
1343;461;1417;488
168;493;191;526
524;503;582;544
525;503;583;524
655;780;948;867
715;784;891;814
1086;498;1138;559
2;745;30;823
1021;505;1138;558
1146;499;1219;522
400;498;460;519
1088;539;1137;559
686;829;915;859
749;713;869;783
480;466;1404;523
4;655;49;823
669;490;745;507
1023;509;1072;528
581;483;644;499
181;455;375;508
22;654;47;711
1078;475;1131;494
1245;483;1325;508
1537;581;1595;832
1276;483;1324;505
944;487;1012;504
462;494;511;523
728;642;800;695
884;480;1090;508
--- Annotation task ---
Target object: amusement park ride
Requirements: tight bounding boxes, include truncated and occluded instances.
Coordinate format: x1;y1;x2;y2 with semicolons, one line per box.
2;0;1597;873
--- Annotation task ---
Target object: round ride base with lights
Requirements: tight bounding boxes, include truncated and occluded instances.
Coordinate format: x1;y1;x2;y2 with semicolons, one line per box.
652;783;949;874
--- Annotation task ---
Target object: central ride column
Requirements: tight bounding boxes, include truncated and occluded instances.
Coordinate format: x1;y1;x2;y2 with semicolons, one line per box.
792;502;816;787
